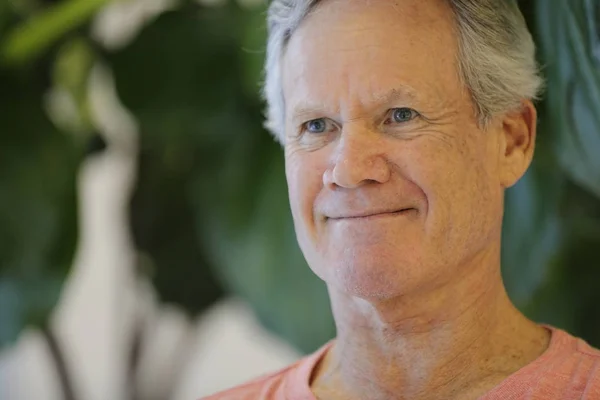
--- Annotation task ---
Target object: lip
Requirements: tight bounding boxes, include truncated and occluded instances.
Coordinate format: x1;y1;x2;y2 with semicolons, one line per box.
327;208;415;221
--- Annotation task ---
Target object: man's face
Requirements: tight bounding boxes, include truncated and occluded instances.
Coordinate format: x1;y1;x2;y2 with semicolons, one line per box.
282;0;508;300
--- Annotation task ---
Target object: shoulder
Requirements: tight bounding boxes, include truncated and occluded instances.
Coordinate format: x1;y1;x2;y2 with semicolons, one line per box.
574;335;600;359
574;335;600;381
545;327;600;398
571;335;600;398
558;327;600;366
199;362;297;400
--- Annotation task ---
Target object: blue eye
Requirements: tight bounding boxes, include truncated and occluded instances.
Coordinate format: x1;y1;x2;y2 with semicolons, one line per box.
391;108;417;123
305;118;328;134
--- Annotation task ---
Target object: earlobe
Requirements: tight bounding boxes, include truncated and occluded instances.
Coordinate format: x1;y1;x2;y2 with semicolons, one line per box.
499;100;537;188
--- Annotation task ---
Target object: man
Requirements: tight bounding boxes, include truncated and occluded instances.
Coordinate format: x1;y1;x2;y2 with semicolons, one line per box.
205;0;600;399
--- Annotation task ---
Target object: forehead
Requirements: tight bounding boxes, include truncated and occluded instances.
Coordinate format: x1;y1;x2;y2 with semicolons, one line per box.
281;0;463;116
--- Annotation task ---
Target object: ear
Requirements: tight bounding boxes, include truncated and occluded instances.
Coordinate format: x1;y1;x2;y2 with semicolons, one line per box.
498;100;537;188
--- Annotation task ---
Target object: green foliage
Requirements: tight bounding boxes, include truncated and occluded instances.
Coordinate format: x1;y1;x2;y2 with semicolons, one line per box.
1;0;599;353
501;144;564;307
536;0;600;197
106;5;246;316
529;0;600;343
0;65;80;345
1;0;111;65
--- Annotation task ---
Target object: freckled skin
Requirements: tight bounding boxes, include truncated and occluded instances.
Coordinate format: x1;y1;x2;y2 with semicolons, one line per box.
281;1;548;400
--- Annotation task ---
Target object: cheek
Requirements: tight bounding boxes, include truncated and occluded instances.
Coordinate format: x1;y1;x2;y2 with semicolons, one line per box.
285;150;326;227
398;136;500;239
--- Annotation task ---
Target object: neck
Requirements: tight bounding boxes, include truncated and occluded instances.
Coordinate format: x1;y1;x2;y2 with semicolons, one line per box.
311;249;550;400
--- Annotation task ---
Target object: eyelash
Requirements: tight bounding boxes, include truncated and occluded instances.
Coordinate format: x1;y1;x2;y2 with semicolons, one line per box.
301;118;337;135
384;108;420;125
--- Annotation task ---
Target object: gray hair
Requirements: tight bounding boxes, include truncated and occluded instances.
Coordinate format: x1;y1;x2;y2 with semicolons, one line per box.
262;0;544;143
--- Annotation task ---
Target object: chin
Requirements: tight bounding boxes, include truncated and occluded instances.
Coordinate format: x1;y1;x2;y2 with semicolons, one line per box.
320;251;421;301
297;230;431;300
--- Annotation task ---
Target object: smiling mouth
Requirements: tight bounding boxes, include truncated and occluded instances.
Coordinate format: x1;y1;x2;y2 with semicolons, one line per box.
328;208;415;221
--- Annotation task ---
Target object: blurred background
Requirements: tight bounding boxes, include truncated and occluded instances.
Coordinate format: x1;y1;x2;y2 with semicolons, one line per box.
0;0;599;399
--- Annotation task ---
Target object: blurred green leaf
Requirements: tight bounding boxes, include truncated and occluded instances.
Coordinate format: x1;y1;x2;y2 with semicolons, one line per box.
53;37;94;100
128;151;225;315
529;0;600;346
107;5;245;149
525;181;600;348
560;183;600;347
50;36;96;135
239;4;268;98
536;0;600;197
107;5;248;315
0;66;80;347
1;0;110;65
502;158;564;307
0;1;11;34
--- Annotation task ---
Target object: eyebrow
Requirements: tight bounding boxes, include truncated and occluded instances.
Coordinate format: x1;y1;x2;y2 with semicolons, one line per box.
288;85;419;123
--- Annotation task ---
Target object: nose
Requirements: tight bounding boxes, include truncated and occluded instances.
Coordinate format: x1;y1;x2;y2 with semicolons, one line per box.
323;125;392;189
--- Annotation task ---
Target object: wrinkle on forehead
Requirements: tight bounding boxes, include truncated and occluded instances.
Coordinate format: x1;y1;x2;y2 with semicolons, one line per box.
281;0;466;127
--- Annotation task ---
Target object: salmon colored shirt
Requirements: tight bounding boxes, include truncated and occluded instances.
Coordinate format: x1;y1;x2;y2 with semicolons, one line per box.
202;326;600;399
